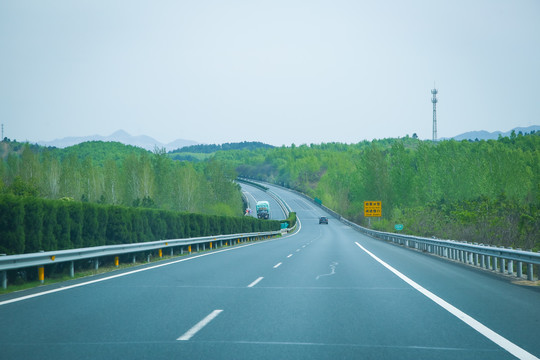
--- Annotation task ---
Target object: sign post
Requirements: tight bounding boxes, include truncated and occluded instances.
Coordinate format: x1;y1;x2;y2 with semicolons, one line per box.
364;201;381;227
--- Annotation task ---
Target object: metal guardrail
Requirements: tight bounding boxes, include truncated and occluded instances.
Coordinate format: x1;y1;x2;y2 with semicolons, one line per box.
237;178;291;219
343;218;540;281
267;189;291;219
0;231;281;289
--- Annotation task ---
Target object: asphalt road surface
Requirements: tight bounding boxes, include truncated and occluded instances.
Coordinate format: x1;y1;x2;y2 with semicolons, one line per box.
241;182;287;220
1;184;539;360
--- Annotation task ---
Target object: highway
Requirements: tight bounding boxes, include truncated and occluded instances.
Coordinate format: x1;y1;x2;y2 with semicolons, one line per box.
0;184;539;359
241;182;287;220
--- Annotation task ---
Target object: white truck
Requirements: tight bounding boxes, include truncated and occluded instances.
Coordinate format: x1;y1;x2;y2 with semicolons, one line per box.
256;201;270;219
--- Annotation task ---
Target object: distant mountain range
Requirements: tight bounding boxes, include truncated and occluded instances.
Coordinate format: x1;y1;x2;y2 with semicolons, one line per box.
36;130;198;152
449;125;539;141
34;126;539;151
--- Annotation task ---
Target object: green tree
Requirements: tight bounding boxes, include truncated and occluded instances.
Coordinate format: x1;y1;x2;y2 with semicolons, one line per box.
23;197;44;252
0;196;25;254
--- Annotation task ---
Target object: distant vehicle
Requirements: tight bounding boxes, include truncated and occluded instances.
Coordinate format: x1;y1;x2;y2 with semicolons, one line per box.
256;201;270;219
319;216;328;224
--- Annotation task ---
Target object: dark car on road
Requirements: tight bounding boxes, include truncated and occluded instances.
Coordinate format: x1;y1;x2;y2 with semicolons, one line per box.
319;216;328;224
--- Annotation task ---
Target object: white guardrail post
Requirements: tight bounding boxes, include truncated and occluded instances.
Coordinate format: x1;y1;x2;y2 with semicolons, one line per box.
350;222;540;282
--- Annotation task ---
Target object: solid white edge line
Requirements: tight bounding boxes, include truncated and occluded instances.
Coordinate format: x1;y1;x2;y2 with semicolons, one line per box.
273;262;282;268
247;277;264;288
0;240;272;307
177;309;223;341
0;212;303;307
354;242;539;360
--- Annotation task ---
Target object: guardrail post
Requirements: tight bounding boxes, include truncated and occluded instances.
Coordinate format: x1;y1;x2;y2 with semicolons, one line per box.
527;263;534;281
38;266;45;284
70;261;75;277
1;254;6;289
132;255;136;264
492;257;497;271
170;248;174;256
500;258;505;273
508;259;514;275
197;244;199;252
1;270;6;289
516;249;523;278
94;259;100;270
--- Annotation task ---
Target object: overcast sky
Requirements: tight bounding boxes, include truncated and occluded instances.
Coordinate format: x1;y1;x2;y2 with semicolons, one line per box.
1;0;539;146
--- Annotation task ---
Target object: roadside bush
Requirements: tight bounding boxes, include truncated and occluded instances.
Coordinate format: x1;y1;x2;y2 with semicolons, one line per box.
0;195;281;255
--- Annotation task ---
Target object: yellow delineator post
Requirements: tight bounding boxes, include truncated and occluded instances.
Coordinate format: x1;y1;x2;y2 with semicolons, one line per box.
188;245;192;254
38;266;45;284
210;242;213;249
115;256;119;267
159;249;162;258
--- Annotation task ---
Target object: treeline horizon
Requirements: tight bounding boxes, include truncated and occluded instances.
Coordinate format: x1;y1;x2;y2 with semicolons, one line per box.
0;140;243;217
2;132;538;252
214;132;539;251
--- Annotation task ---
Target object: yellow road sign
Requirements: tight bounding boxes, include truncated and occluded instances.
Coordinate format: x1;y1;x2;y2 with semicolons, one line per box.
364;201;382;217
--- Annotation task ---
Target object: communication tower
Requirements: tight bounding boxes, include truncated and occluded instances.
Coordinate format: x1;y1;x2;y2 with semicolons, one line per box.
431;86;438;142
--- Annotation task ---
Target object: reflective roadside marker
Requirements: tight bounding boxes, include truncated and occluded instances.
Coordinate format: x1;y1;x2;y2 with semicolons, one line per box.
38;266;45;284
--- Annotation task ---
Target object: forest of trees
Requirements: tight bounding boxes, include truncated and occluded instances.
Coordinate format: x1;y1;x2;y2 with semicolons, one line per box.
1;132;538;254
171;141;274;154
214;132;539;251
0;141;243;217
0;140;284;255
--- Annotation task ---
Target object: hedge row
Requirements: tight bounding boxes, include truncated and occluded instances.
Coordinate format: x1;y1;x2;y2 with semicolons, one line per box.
281;212;297;229
0;195;281;255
